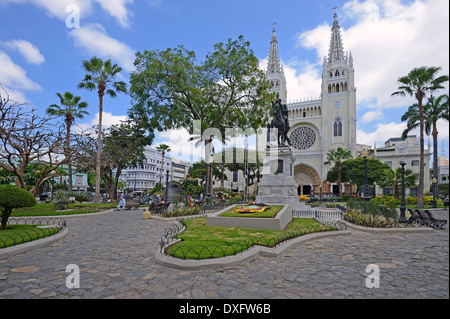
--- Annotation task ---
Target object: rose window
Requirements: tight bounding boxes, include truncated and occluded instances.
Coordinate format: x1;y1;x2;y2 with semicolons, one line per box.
290;127;316;150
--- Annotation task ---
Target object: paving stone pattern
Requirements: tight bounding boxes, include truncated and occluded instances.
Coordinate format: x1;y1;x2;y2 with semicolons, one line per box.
0;209;448;299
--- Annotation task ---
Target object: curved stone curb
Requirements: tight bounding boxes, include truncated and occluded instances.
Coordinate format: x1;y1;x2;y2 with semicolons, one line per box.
155;229;352;270
0;227;69;259
342;220;436;233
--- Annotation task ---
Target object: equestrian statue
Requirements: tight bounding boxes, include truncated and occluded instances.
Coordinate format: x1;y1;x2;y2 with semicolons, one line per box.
269;99;291;146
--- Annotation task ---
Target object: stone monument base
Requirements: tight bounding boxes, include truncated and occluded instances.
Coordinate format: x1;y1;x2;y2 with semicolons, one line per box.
255;145;310;211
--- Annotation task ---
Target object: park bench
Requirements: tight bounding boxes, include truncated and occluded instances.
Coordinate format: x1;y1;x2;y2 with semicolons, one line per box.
408;209;447;230
125;200;140;210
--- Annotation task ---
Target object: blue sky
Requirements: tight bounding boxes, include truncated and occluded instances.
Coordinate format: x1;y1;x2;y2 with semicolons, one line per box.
1;0;449;163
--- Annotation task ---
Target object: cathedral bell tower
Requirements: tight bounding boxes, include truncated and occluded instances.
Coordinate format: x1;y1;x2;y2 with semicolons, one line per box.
321;11;357;157
266;26;287;104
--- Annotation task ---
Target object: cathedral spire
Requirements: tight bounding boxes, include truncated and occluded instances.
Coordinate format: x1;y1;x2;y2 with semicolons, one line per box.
267;25;282;74
327;12;346;65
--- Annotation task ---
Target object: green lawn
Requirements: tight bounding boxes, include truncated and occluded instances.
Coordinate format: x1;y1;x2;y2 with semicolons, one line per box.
11;203;116;217
0;224;61;248
167;217;335;260
219;205;283;218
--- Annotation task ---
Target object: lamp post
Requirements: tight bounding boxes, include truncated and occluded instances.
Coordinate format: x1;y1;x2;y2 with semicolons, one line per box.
165;170;169;203
319;184;322;204
432;177;437;208
373;181;377;198
361;149;370;201
399;161;407;223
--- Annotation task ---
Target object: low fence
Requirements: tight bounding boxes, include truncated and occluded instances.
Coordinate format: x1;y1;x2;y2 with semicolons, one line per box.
292;210;343;220
0;217;67;249
159;218;347;260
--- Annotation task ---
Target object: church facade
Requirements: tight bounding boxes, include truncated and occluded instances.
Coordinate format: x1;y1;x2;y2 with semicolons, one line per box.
266;13;357;196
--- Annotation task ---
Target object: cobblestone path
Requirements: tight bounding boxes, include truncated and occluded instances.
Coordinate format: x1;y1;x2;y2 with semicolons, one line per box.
0;209;448;299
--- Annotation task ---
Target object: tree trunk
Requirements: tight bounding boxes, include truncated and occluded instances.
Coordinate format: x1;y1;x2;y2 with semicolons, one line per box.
204;139;213;199
95;91;104;203
417;94;424;208
159;151;165;185
1;209;11;230
66;123;73;193
432;124;439;201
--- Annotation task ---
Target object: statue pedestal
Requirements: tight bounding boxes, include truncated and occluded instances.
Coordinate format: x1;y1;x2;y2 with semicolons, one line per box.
255;146;309;211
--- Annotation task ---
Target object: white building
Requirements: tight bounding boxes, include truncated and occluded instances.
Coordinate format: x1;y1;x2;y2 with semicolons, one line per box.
265;12;356;196
171;158;191;181
372;135;432;196
120;146;172;192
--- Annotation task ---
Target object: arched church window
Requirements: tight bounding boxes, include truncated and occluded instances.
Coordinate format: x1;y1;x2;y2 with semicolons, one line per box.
344;82;348;91
334;118;343;137
336;84;340;92
335;70;340;76
328;84;332;93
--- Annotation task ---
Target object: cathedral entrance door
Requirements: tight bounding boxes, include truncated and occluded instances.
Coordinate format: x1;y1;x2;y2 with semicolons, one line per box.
303;185;312;196
294;164;320;196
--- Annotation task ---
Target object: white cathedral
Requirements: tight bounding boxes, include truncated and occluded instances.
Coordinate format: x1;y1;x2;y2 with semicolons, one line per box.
266;12;357;196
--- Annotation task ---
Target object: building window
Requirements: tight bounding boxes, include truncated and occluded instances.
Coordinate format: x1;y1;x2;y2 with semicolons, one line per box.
334;118;342;137
411;160;420;167
384;161;392;167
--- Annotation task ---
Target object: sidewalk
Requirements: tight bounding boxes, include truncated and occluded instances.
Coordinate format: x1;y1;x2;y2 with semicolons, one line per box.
0;208;448;299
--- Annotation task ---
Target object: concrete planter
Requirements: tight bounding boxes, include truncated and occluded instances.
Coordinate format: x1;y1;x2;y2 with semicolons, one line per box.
205;204;292;231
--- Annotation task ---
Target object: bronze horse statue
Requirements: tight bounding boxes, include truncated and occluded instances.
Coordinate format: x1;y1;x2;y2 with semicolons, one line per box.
269;99;291;146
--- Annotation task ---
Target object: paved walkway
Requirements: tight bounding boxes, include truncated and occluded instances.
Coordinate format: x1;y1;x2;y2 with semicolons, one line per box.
0;209;448;299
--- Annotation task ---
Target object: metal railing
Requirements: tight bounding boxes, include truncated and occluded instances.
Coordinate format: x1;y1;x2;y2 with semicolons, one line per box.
0;217;67;249
159;219;347;260
292;210;343;220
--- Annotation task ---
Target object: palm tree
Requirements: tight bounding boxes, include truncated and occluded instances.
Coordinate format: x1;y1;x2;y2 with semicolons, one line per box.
156;144;171;186
401;94;449;201
78;57;127;202
46;92;88;192
324;147;352;197
378;167;417;199
392;66;448;207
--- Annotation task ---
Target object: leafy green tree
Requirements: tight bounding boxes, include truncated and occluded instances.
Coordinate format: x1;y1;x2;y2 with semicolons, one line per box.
78;57;127;203
46;91;89;192
129;36;273;198
392;66;449;207
102;120;152;199
156;144;171;185
327;158;391;194
324;147;352;197
401;93;449;200
378;167;417;198
0;185;37;230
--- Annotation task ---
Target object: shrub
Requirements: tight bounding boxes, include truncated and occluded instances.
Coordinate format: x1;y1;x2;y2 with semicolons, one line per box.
52;190;71;210
75;193;90;204
0;185;37;230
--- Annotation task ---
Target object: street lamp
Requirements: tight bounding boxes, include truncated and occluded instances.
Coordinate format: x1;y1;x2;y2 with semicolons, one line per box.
373;181;377;198
319;183;322;204
432;177;437;208
165;170;169;203
399;161;407;223
361;149;370;201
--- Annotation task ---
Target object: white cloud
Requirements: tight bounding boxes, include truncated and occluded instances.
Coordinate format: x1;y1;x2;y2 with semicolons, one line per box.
156;128;202;163
2;0;134;27
75;111;129;134
1;39;45;65
0;51;41;95
295;0;449;110
360;110;383;123
68;23;135;72
95;0;134;28
357;121;407;147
